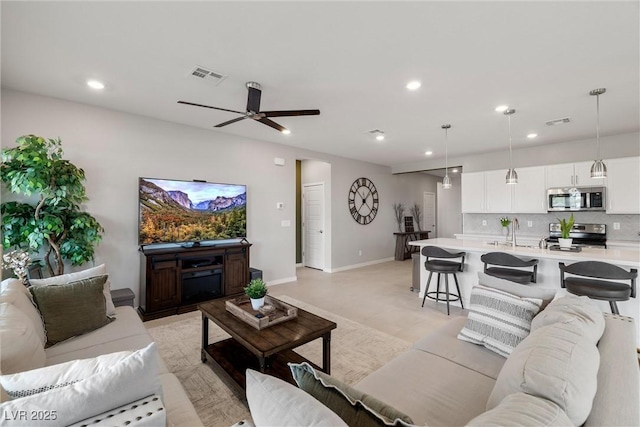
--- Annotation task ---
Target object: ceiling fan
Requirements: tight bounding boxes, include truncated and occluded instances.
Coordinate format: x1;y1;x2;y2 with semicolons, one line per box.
178;82;320;134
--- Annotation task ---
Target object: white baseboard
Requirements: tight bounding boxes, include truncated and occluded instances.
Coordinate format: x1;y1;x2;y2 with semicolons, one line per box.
267;276;298;286
295;263;303;267
326;257;394;273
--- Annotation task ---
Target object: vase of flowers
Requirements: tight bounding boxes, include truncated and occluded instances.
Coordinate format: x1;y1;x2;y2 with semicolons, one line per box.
499;217;512;242
2;250;32;285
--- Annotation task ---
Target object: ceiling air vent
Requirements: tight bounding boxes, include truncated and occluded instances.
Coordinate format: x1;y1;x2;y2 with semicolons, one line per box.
545;117;571;126
187;66;227;86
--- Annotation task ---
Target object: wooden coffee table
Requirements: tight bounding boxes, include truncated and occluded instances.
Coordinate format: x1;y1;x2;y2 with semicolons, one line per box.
199;297;337;390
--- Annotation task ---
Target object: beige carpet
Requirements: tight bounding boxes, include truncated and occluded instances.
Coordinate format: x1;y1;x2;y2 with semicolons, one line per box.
147;295;411;427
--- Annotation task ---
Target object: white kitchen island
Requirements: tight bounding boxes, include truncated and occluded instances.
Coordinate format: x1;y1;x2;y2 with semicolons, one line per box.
409;237;640;344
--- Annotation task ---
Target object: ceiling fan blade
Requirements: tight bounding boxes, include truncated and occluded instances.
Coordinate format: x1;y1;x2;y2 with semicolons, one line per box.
177;101;245;115
214;116;249;128
261;109;321;117
258;117;287;132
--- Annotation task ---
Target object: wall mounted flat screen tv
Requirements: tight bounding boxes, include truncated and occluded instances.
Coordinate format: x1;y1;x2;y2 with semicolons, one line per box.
138;177;246;245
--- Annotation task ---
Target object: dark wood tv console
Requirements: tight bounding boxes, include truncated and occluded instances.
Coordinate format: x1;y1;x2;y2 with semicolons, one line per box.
138;242;251;321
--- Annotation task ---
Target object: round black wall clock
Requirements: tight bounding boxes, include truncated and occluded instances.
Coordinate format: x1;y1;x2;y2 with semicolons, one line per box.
348;177;379;225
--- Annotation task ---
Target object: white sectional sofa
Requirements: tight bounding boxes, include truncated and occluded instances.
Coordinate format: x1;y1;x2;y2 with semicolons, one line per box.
0;277;202;426
245;273;640;427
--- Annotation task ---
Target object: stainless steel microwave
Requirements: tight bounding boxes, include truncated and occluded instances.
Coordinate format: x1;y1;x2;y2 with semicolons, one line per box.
547;187;606;212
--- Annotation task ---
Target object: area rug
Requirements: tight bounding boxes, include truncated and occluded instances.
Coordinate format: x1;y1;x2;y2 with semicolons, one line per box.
147;295;412;426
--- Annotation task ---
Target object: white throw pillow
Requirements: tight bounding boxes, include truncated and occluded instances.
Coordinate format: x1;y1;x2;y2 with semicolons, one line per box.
457;284;543;357
0;343;161;426
0;349;132;399
246;369;348;427
531;294;605;343
477;272;557;308
68;394;166;427
486;320;601;426
0;303;46;374
0;279;46;345
29;264;116;317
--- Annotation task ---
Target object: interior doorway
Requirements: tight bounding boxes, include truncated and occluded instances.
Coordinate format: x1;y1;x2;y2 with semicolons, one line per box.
302;182;325;270
423;192;436;238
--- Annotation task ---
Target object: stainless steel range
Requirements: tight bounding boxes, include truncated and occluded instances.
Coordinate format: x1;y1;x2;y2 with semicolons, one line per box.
547;223;607;249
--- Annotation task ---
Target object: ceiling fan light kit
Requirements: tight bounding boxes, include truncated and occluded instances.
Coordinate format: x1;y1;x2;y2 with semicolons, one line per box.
504;108;518;185
178;81;320;134
589;88;607;179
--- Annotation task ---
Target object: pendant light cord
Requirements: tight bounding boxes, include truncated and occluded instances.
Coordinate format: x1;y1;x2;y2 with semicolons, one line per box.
508;114;513;169
445;127;449;175
596;93;601;159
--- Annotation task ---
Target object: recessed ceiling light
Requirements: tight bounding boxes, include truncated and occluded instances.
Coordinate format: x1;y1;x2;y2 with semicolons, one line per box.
282;129;291;135
527;133;538;139
424;151;433;156
495;105;508;112
375;134;385;141
451;168;459;173
406;81;421;90
87;79;105;90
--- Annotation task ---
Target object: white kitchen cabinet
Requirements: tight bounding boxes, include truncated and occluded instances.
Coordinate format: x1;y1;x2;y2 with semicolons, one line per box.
461;172;485;213
485;170;512;213
512;166;547;213
606;157;640;214
546;161;606;188
462;167;547;214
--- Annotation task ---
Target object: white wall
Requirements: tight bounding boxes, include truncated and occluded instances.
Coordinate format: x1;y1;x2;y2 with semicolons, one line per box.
1;89;410;300
390;172;439;231
437;176;462;238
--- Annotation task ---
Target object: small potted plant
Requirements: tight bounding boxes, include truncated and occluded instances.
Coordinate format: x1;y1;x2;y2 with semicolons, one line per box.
557;213;575;249
244;278;268;310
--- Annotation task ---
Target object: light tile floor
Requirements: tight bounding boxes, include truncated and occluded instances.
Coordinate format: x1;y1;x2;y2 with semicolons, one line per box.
269;260;466;343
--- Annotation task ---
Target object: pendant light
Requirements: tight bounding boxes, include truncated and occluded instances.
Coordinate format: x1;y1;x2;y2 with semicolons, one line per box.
589;88;607;178
504;109;518;184
442;124;452;189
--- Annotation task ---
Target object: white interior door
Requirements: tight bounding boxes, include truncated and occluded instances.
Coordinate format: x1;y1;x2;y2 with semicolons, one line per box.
303;183;325;270
423;192;436;238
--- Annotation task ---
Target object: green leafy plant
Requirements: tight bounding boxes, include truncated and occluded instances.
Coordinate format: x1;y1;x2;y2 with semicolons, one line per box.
557;213;575;239
244;278;268;299
499;216;512;227
1;135;104;276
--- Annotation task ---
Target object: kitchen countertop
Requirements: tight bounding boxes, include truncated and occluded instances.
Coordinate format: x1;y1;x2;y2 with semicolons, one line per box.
411;238;640;268
410;237;640;344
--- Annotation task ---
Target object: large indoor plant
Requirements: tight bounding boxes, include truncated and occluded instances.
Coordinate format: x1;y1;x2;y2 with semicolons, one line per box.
1;135;104;276
557;213;575;249
244;278;268;310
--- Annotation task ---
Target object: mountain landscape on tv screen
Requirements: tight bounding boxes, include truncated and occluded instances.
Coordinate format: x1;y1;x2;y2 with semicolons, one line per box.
139;178;246;244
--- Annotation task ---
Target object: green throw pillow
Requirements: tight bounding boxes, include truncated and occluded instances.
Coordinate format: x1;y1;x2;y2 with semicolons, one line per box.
289;362;414;427
30;275;113;347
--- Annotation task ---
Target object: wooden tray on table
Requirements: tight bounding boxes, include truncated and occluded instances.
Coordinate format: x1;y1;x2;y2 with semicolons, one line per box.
225;295;298;330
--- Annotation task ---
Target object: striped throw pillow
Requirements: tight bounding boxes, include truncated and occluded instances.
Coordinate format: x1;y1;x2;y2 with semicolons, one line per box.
458;285;543;357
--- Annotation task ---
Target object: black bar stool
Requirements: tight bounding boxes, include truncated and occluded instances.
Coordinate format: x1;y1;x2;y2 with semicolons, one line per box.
481;252;539;284
421;246;466;315
559;261;637;314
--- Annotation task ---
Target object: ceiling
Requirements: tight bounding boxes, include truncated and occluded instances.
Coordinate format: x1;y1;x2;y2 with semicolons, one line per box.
2;2;638;167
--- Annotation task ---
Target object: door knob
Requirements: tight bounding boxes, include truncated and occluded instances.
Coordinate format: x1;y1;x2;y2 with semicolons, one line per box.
319;230;323;233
